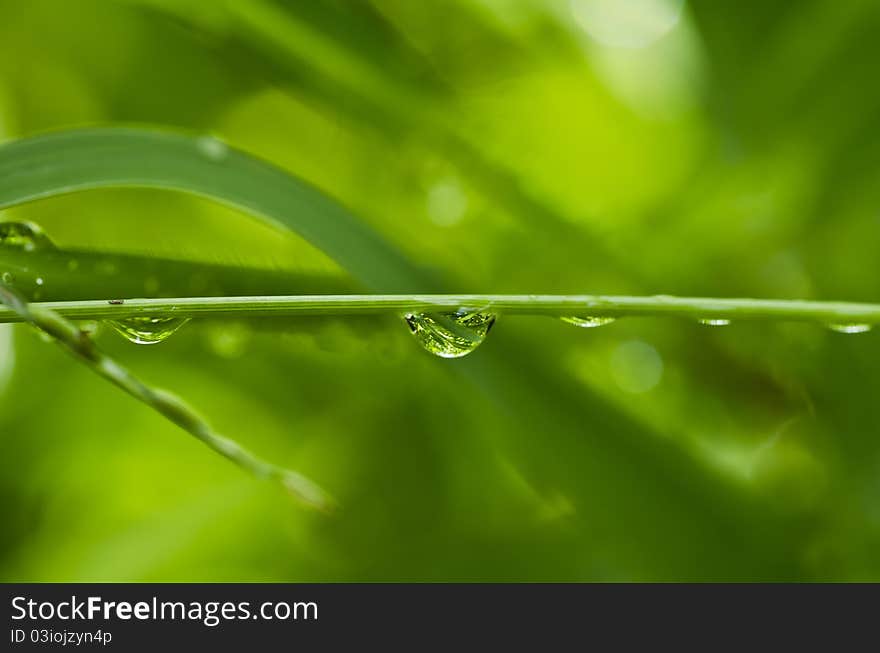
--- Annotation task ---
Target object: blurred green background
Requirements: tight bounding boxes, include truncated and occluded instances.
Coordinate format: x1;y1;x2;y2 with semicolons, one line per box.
1;0;879;581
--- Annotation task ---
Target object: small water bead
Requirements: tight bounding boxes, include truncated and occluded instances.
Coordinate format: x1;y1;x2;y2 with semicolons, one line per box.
561;316;616;328
197;136;229;162
404;310;496;358
0;222;55;251
827;323;873;334
698;318;731;326
1;272;13;284
108;316;190;344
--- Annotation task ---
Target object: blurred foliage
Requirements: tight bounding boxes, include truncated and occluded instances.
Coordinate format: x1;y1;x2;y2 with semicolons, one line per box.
1;0;879;580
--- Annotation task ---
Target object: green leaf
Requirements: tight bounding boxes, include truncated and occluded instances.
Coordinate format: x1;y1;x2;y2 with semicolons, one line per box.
0;245;354;301
0;128;433;292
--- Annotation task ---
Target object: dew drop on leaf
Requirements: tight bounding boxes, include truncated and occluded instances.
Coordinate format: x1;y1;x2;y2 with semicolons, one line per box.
1;272;14;284
107;316;190;344
0;222;55;251
404;310;496;358
827;323;873;334
561;316;616;328
698;318;731;326
196;136;229;162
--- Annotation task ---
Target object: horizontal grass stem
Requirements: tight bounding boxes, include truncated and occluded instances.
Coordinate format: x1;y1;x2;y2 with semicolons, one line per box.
0;294;878;325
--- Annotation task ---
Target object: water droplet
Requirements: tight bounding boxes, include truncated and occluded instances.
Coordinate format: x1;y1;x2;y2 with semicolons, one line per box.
0;222;54;251
698;318;731;326
404;310;496;358
828;323;873;334
35;277;44;286
1;272;13;284
561;316;616;328
107;316;190;344
197;136;229;162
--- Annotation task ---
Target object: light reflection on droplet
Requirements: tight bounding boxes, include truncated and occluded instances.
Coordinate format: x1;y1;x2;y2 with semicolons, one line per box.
827;323;873;334
108;316;190;344
562;316;616;328
405;310;495;358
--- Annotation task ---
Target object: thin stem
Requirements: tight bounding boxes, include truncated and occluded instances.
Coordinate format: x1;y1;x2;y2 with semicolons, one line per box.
0;282;333;511
0;294;878;325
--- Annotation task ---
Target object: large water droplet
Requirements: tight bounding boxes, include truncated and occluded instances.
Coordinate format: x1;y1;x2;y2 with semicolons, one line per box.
561;316;616;328
0;222;54;251
404;310;495;358
827;323;873;334
698;318;731;326
108;316;190;344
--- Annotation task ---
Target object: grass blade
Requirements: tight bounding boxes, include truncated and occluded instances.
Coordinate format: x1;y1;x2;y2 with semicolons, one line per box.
0;293;877;325
0;280;332;511
0;128;432;292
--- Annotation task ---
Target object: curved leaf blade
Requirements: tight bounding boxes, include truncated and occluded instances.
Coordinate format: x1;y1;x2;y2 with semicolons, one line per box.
0;128;433;292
